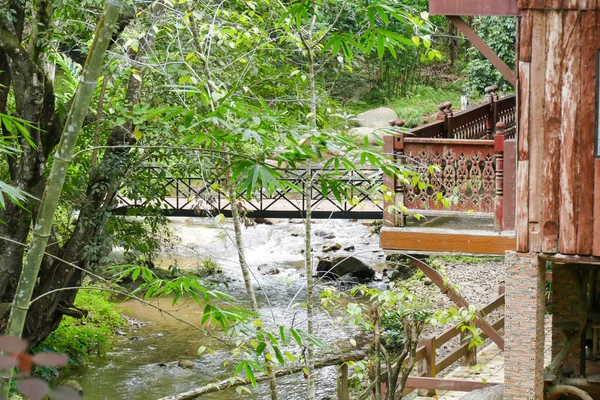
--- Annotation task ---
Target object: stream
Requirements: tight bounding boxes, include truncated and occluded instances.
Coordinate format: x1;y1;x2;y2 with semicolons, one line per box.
66;217;387;399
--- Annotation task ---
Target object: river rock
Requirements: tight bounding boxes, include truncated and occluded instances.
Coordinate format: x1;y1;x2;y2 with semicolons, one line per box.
254;217;273;225
316;230;335;237
356;107;398;128
63;380;84;396
178;359;195;369
258;265;280;275
343;245;355;252
317;256;375;281
460;384;503;400
323;243;342;252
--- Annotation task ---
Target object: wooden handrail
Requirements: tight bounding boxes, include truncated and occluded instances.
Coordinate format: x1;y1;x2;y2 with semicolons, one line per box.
411;292;505;394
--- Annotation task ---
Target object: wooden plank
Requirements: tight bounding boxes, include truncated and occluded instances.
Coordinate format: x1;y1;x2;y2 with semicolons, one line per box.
379;228;517;255
503;140;517;231
542;10;563;254
559;11;581;255
527;11;546;253
528;0;545;8
448;16;516;86
594;160;600;256
404;377;500;391
577;10;597;255
429;0;519;16
520;11;533;63
564;0;580;9
516;61;531;252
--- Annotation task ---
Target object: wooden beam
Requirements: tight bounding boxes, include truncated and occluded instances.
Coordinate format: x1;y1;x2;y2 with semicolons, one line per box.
429;0;519;16
405;377;500;391
380;227;516;255
447;16;517;87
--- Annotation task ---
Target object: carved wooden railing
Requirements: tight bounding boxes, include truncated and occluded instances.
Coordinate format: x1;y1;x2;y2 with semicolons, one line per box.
407;87;516;141
383;122;516;231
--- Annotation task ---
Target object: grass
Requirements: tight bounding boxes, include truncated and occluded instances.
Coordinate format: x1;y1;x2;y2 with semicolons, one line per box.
33;287;125;377
348;83;483;128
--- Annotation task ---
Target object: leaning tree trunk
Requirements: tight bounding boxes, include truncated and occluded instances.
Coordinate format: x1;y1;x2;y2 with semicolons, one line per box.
22;28;155;347
0;1;122;397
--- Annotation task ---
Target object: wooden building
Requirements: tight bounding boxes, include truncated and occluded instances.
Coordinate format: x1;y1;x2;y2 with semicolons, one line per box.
381;1;600;398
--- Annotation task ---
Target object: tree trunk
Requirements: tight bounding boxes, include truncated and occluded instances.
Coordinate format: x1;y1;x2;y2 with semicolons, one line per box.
0;2;122;397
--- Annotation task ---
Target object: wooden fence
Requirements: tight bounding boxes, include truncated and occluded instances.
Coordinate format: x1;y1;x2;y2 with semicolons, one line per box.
332;291;505;399
408;92;516;140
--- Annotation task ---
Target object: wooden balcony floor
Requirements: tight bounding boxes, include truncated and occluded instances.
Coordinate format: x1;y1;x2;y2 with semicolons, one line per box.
380;212;516;256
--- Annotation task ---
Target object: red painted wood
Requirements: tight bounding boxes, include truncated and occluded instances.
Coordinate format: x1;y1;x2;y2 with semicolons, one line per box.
542;10;563;254
517;60;531;252
527;11;546;253
577;10;597;255
594;160;600;256
559;11;581;255
520;11;533;63
429;0;519;15
383;135;396;228
503;140;517;231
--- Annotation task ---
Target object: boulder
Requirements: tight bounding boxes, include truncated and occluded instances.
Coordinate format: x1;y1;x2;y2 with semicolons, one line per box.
348;127;387;146
317;256;375;281
356;107;398;129
178;359;195;369
460;384;503;400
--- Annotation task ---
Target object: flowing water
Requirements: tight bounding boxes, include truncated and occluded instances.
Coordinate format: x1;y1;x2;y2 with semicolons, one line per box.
66;217;386;399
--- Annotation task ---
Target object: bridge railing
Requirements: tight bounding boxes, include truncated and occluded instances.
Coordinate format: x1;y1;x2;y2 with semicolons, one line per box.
115;168;385;219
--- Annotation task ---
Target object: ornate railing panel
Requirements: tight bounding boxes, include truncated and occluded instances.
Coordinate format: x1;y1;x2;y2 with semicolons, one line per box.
403;138;496;212
450;103;491;140
115;168;385;219
496;95;516;139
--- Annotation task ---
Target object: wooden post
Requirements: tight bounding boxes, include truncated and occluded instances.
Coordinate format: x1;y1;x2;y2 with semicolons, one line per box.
461;330;478;366
424;338;437;397
440;101;453;138
337;364;349;400
484;86;497;140
494;122;506;231
383;135;396;228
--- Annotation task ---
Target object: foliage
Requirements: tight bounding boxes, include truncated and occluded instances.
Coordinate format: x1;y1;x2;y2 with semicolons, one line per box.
0;335;80;400
196;257;222;277
465;17;516;93
36;288;125;367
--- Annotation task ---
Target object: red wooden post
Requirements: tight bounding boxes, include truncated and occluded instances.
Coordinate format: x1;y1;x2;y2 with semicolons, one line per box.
485;85;499;139
383;135;396;227
494;122;506;231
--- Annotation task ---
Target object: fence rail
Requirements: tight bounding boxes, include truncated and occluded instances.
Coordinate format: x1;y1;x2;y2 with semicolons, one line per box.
410;91;516;141
114;168;385;219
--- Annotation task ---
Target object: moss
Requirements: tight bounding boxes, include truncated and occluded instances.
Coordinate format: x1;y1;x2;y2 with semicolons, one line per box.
34;286;125;374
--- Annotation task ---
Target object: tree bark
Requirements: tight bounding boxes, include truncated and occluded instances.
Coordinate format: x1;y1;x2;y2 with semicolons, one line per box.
0;2;121;397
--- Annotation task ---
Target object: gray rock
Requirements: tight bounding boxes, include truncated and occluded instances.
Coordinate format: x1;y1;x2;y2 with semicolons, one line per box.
460;384;503;400
324;234;336;239
343;245;355;252
258;265;280;275
316;230;335;237
317;256;375;281
348;127;389;146
178;359;195;369
356;107;398;128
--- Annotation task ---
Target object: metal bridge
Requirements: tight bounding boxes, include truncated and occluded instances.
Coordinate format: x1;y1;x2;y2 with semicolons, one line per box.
114;168;385;219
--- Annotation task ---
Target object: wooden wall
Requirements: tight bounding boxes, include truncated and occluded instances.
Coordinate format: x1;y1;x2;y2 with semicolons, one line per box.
516;4;600;255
